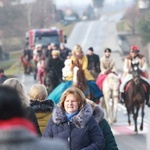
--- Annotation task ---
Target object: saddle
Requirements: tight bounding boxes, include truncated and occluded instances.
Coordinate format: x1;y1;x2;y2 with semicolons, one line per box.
125;80;148;93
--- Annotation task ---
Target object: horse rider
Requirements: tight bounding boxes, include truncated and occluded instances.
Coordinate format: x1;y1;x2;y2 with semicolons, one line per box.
96;48;116;90
120;45;150;106
86;47;100;78
21;46;33;74
45;50;64;88
47;44;103;104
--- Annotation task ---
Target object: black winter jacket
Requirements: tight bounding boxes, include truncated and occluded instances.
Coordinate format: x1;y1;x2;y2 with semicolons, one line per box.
45;57;64;79
93;105;118;150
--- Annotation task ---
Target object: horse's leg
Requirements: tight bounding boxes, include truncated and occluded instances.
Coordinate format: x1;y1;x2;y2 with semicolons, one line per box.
104;92;111;124
112;89;119;123
133;106;139;133
112;96;118;123
140;104;145;131
127;108;131;125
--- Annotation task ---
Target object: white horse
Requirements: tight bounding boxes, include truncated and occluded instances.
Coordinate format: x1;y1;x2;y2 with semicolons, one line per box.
101;73;120;125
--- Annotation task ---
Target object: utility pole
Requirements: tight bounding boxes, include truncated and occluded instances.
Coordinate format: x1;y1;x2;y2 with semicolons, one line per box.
27;2;31;30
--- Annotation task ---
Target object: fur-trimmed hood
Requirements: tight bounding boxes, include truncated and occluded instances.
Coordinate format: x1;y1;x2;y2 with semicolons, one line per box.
52;103;93;128
93;104;104;124
30;100;54;113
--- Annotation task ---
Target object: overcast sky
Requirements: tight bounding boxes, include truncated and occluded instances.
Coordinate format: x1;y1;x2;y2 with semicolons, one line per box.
55;0;132;7
55;0;92;8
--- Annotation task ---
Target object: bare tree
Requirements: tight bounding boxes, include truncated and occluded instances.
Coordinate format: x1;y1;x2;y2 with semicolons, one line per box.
31;0;55;28
124;5;140;34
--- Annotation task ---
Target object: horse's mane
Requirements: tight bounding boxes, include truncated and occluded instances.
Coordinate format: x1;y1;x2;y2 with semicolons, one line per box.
72;60;87;92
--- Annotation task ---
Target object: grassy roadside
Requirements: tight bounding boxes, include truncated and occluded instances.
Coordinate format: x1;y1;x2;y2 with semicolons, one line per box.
116;20;131;32
3;23;75;76
3;50;23;76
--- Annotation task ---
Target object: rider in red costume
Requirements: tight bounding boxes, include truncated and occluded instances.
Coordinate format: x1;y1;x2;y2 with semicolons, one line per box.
120;45;150;106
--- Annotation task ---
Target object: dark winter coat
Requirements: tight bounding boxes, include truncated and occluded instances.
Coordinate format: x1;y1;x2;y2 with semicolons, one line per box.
30;100;54;133
45;49;53;58
42;103;105;150
93;105;118;150
60;48;71;61
87;53;100;73
45;57;64;80
25;107;41;136
0;128;67;150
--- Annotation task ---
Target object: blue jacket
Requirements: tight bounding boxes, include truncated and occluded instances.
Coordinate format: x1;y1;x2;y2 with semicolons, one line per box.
42;103;105;150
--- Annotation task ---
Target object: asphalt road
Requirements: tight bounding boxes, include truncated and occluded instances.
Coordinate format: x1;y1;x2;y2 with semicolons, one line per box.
18;2;150;150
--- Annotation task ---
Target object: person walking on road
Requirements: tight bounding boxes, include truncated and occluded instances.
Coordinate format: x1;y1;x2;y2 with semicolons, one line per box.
86;99;118;150
43;87;105;150
0;85;67;150
3;78;41;135
29;84;54;133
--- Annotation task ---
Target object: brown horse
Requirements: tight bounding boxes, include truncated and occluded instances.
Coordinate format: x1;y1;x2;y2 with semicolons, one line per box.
124;65;146;133
20;55;32;74
72;60;94;100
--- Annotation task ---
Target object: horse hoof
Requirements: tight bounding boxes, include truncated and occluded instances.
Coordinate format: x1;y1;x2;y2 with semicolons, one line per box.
140;126;143;131
134;129;138;133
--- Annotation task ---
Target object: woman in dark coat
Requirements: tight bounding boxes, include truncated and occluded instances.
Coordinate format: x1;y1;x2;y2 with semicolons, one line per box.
3;78;41;136
86;99;118;150
43;87;105;150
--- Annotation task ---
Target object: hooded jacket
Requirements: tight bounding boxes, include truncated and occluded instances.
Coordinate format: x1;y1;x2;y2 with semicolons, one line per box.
42;103;105;150
92;104;118;150
30;100;54;133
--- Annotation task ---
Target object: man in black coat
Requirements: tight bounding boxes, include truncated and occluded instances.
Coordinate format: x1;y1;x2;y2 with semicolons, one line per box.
59;43;71;62
86;47;100;78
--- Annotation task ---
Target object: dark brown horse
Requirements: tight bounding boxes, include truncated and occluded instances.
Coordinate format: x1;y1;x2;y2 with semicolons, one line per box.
124;65;146;133
20;55;32;74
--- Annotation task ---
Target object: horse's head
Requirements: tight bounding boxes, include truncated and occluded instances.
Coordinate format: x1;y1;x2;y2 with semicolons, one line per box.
131;64;141;85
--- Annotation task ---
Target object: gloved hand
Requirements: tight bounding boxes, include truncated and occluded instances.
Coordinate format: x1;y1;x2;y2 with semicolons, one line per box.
104;70;110;74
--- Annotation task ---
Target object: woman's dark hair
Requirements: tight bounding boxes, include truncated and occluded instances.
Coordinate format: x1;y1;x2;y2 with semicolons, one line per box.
0;85;25;120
